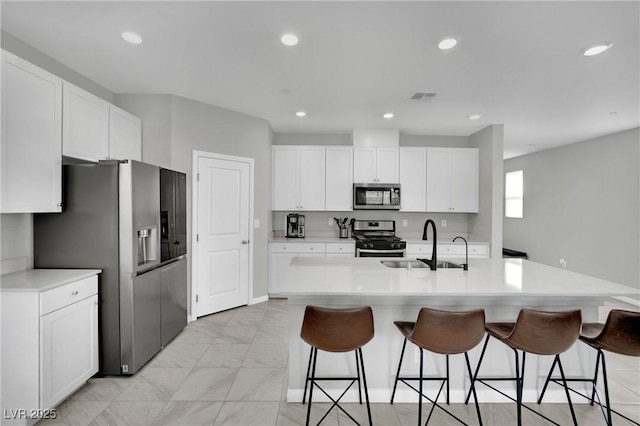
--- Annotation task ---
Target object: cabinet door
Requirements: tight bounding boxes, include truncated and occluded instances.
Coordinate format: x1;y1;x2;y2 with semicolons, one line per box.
62;82;109;161
325;147;353;211
400;147;426;212
298;146;325;210
272;146;300;210
450;148;479;212
376;148;399;183
40;294;98;409
426;148;452;212
353;148;377;183
1;50;62;213
109;105;142;161
269;251;298;295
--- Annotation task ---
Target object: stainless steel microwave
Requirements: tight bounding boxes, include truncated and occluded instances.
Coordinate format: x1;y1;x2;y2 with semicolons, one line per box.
353;183;401;210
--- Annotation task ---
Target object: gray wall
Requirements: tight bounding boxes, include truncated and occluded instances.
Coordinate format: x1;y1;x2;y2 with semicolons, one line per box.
504;127;640;291
469;125;504;258
170;95;273;301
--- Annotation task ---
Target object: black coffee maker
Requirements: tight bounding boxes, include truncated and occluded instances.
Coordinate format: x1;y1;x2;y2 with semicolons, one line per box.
286;213;305;238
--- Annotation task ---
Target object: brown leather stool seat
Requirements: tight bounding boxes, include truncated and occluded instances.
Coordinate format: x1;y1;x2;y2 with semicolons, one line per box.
391;307;485;426
467;308;582;426
539;309;640;425
300;305;374;426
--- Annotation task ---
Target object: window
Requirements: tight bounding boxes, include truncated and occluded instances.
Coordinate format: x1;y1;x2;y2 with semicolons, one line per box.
505;170;523;218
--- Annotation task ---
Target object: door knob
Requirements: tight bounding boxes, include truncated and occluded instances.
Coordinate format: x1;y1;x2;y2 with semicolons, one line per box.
242;240;250;245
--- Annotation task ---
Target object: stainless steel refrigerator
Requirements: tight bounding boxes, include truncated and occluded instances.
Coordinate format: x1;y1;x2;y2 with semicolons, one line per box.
34;160;187;376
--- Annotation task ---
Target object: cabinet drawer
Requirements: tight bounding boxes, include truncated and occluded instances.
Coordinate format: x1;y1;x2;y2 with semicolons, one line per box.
270;242;325;253
469;244;489;257
325;243;355;254
439;244;466;256
40;276;98;315
406;243;431;255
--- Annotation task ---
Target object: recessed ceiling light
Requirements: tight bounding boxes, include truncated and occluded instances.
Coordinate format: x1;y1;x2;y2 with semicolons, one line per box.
438;37;458;50
383;113;394;119
296;111;306;117
121;32;142;45
468;114;481;120
582;43;613;56
281;34;299;46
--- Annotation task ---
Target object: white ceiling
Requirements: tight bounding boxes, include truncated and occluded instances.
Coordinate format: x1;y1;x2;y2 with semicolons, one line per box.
2;1;638;158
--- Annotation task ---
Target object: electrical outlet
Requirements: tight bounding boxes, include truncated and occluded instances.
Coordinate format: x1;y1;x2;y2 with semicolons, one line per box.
254;219;260;228
441;219;447;228
560;259;567;268
328;219;333;226
402;219;408;227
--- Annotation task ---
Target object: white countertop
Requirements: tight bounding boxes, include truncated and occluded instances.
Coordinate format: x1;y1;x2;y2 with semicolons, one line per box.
280;257;636;298
269;236;489;245
0;269;102;292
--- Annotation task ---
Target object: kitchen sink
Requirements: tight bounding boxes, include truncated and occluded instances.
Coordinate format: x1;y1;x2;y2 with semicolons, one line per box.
436;260;464;269
380;260;464;269
380;260;428;269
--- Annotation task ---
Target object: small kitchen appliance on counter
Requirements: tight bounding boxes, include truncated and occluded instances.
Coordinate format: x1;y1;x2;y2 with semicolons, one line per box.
286;213;305;238
334;217;350;238
352;219;406;257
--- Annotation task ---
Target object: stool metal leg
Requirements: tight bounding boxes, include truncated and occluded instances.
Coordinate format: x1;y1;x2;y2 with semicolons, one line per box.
391;337;408;404
305;347;318;426
465;334;490;405
514;349;524;426
599;349;613;426
418;348;424;426
590;349;602;406
446;354;450;405
355;351;363;404
464;352;483;426
357;348;373;426
303;346;313;404
556;355;578;426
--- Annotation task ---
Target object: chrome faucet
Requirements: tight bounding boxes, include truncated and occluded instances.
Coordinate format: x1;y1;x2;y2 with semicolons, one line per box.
420;219;437;270
453;236;469;270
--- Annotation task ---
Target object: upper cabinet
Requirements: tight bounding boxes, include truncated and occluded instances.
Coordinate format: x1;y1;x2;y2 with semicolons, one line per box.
109;105;142;161
62;82;110;161
325;146;353;211
273;145;325;211
1;50;63;213
353;147;399;183
63;83;142;162
399;147;427;212
426;147;479;213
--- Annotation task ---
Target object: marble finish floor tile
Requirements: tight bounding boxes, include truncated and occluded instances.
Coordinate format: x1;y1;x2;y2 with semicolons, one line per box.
226;368;286;401
242;343;288;368
152;401;223;426
38;400;111;426
197;343;250;368
147;342;210;368
170;367;238;402
213;401;279;426
115;367;191;401
89;401;166;425
71;377;133;401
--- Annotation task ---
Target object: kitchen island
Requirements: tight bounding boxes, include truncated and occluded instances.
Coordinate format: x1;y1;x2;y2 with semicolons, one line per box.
280;257;637;404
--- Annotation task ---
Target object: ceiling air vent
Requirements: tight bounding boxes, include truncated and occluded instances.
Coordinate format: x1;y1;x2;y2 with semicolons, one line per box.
409;92;437;101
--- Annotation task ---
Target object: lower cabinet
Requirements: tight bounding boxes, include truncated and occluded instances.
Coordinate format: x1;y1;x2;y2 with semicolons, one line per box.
1;274;99;425
407;242;490;259
269;243;326;296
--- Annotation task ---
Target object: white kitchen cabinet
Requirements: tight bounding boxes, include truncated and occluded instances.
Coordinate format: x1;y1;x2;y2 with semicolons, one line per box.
1;50;62;213
426;147;479;213
325;146;353;211
269;243;325;296
399;147;427;212
406;242;490;259
325;242;355;257
272;146;325;210
109;104;142;161
62;82;110;161
353;147;399;183
1;272;100;424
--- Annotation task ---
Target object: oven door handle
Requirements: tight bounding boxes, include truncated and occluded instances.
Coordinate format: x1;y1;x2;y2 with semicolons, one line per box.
357;248;406;256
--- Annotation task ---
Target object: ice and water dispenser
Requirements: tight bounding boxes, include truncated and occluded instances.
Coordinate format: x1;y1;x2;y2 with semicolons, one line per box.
137;226;159;268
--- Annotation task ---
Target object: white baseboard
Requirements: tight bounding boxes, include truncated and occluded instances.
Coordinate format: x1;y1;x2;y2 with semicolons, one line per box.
251;295;269;305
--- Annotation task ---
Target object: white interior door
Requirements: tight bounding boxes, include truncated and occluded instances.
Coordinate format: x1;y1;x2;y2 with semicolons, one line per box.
195;155;251;316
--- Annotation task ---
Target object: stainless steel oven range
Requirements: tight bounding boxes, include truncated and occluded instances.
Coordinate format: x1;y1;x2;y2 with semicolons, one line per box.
352;219;406;257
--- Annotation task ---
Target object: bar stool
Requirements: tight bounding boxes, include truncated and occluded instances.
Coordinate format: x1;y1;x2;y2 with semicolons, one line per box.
300;305;375;426
466;308;582;426
538;309;640;425
390;307;486;426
